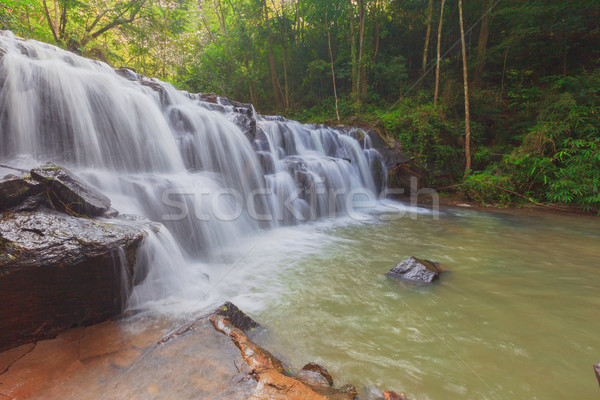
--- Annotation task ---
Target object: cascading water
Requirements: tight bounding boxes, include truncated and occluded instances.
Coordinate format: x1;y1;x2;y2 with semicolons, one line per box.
0;31;387;311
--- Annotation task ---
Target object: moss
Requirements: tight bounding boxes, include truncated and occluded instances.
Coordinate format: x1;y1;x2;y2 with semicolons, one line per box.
0;234;21;266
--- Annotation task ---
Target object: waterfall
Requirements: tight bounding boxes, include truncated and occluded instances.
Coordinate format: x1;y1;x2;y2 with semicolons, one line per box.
0;31;387;310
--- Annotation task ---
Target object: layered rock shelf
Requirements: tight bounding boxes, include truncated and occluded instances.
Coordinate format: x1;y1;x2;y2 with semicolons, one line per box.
0;164;148;352
0;303;408;400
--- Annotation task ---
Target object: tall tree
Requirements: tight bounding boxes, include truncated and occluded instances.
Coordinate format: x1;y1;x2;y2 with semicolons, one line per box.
263;0;282;108
474;0;492;86
433;0;445;107
421;0;434;75
356;0;366;104
326;8;340;123
350;17;358;97
280;0;290;108
458;0;471;173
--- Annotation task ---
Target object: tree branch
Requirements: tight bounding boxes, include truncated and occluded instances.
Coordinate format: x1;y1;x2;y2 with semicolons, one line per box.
90;0;146;39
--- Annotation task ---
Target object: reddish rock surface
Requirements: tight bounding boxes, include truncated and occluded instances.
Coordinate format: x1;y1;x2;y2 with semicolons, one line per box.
210;313;358;400
0;313;256;399
0;304;410;400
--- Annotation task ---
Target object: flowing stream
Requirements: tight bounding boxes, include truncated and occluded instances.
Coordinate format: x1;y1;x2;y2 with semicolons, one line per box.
1;31;599;399
244;208;600;400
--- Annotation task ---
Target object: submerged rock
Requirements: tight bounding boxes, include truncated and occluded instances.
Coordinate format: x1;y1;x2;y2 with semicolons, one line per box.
595;363;600;387
30;162;111;216
386;256;446;283
299;362;335;387
0;208;145;352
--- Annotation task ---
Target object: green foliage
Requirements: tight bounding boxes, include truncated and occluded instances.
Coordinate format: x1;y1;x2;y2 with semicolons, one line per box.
461;172;514;206
464;70;600;211
2;0;599;211
380;100;462;182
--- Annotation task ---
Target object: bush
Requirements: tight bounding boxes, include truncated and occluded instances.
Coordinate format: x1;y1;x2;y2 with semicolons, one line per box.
460;172;514;206
380;100;462;184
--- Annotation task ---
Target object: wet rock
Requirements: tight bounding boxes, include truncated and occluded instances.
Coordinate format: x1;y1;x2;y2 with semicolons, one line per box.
299;362;334;387
197;92;219;104
386;256;446;283
257;152;275;175
30;162;111;217
103;207;119;218
210;307;357;400
233;112;257;143
0;208;145;352
115;68;171;106
0;176;43;211
382;391;408;400
365;130;410;172
361;388;408;400
340;385;359;400
0;314;257;399
114;67;140;80
11;192;46;212
595;363;600;387
212;301;260;333
210;314;282;376
285;157;315;194
262;115;287;122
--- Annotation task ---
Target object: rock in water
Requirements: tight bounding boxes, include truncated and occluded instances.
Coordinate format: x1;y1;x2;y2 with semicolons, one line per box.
386;256;445;283
213;302;260;333
594;363;600;387
0;209;145;352
299;362;335;387
30;162;111;216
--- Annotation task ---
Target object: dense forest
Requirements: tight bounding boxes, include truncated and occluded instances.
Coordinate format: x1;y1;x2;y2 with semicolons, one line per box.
1;0;599;211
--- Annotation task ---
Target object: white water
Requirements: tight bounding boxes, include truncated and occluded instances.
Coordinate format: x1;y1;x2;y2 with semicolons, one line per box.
0;31;405;312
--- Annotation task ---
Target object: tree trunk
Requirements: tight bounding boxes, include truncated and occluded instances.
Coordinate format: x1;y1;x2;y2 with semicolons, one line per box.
281;0;290;108
59;1;67;40
162;8;168;78
459;0;471;174
26;5;32;31
282;46;290;108
474;0;492;86
213;0;227;34
42;0;59;42
501;43;509;95
433;0;445;108
53;0;59;37
371;0;380;63
422;0;434;75
249;82;256;105
264;0;282;108
326;11;340;123
357;0;367;104
350;19;358;97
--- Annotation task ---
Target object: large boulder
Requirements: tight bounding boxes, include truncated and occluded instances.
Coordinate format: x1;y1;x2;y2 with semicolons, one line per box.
30;162;111;217
386;256;446;283
594;363;600;388
0;208;145;352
